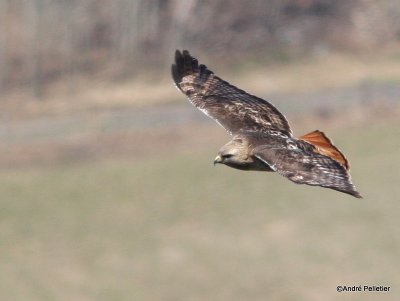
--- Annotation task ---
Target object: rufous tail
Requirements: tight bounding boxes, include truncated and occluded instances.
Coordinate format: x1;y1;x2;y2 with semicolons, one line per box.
299;130;349;170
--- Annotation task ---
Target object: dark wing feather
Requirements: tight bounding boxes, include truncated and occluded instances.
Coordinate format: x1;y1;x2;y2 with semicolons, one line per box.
253;145;362;198
171;50;292;136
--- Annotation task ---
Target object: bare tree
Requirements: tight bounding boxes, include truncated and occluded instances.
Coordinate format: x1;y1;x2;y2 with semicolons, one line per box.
0;0;399;100
0;0;8;94
24;0;42;99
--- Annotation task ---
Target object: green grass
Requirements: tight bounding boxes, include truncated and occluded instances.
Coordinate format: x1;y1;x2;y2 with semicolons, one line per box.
0;120;399;301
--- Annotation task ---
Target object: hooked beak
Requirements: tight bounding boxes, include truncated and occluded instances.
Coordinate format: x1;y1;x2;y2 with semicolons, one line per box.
214;155;222;166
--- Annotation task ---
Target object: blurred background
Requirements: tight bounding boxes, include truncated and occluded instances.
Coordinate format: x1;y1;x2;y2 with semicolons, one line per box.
1;0;400;300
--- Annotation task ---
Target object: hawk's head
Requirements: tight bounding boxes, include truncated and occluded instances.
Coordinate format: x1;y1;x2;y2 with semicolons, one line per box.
214;137;252;169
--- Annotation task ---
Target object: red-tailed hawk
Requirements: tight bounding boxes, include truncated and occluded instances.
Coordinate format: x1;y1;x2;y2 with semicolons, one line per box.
172;50;362;198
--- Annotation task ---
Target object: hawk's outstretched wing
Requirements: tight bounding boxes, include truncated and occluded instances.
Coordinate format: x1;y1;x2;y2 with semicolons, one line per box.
253;145;362;198
172;50;292;136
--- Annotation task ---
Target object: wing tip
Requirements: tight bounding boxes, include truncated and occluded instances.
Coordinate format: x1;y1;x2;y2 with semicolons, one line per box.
333;173;363;199
171;49;199;80
332;186;362;198
171;50;184;86
171;49;214;96
345;185;363;198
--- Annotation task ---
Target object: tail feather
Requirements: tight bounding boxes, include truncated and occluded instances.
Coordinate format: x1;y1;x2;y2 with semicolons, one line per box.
299;130;349;170
297;130;361;197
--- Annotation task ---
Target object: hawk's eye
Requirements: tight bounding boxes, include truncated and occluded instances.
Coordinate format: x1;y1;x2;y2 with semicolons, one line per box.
222;154;233;159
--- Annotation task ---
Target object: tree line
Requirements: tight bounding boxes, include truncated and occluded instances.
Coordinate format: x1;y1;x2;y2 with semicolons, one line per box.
1;0;399;98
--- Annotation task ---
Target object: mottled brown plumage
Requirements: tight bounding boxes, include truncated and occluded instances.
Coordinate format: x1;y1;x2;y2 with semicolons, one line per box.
172;50;362;198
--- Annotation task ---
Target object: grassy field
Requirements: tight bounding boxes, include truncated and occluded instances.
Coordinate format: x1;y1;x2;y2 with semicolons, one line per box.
1;119;399;301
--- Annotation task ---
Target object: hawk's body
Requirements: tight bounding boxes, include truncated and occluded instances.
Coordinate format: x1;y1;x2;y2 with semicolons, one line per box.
172;50;361;198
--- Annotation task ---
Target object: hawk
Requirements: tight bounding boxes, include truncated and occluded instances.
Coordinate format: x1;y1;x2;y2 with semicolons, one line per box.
172;50;362;198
